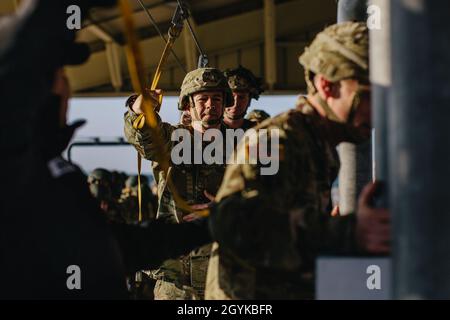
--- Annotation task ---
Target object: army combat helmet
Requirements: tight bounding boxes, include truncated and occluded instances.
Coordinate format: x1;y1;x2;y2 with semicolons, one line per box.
178;67;233;110
87;168;112;201
224;65;264;101
246;109;270;124
223;66;264;120
299;21;369;124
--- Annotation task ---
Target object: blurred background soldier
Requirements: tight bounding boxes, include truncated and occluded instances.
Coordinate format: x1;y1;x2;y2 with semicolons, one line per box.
223;66;265;130
87;168;124;223
111;170;128;202
207;22;390;300
246;109;271;125
87;168;113;206
119;176;157;300
118;175;157;224
124;68;233;299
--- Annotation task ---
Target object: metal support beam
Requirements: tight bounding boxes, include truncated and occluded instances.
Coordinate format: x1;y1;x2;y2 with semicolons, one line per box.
105;42;123;92
263;0;277;90
87;25;123;92
13;0;20;10
183;17;197;71
86;24;114;42
82;0;172;28
390;0;450;299
370;0;390;208
337;0;368;22
337;0;372;215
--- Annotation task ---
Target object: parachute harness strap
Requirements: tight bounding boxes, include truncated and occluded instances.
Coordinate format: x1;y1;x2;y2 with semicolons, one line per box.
137;153;142;221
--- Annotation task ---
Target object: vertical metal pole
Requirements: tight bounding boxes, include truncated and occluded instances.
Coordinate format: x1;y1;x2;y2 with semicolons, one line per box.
338;0;368;22
88;25;123;92
337;0;372;215
105;42;123;92
390;0;450;299
370;0;390;207
264;0;277;91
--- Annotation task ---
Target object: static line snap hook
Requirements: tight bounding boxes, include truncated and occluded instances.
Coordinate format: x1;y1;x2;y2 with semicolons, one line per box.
171;1;189;29
198;54;209;68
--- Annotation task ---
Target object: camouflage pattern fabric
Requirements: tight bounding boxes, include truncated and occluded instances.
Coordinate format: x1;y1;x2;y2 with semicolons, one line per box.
246;109;271;124
87;168;125;223
206;97;357;299
224;66;264;100
118;184;156;223
299;21;369;85
206;22;367;300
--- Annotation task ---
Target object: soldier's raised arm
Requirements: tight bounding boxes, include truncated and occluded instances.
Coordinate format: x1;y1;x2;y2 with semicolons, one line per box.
124;91;175;161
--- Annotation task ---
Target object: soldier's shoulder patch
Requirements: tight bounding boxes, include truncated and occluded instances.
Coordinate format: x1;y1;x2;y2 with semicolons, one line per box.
47;156;77;178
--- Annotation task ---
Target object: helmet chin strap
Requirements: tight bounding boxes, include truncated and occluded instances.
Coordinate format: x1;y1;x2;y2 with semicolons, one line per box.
315;91;369;143
315;92;361;126
315;94;343;123
346;89;361;125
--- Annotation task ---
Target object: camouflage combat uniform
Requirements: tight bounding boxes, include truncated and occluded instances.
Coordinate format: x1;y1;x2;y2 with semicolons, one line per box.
124;68;233;300
118;175;157;224
246;109;271;125
206;22;368;300
88;168;125;223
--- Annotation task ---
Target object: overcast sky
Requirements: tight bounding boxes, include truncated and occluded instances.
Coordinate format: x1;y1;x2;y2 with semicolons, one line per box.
65;95;299;175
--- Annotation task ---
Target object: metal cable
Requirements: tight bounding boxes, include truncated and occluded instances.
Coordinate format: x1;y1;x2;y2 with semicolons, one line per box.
176;0;206;57
137;0;187;73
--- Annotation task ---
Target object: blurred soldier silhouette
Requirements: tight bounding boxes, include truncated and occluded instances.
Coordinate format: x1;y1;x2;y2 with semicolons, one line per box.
0;0;211;299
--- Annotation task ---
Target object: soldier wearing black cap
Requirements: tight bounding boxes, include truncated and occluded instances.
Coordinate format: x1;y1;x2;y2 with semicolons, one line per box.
0;0;211;299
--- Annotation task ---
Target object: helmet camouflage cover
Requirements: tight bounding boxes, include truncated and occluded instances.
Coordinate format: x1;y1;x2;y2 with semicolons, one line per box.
88;168;111;183
87;168;112;201
299;21;369;91
224;65;264;100
246;109;270;122
178;67;233;110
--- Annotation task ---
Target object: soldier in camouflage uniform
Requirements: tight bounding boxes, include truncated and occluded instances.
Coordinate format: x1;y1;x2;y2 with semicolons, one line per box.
118;175;157;224
246;109;271;125
206;22;390;299
222;66;264;130
124;67;233;299
87;168;113;200
88;168;124;223
111;171;128;202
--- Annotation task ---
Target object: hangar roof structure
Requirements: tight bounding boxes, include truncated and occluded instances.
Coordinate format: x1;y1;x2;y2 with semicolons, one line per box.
0;0;338;96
